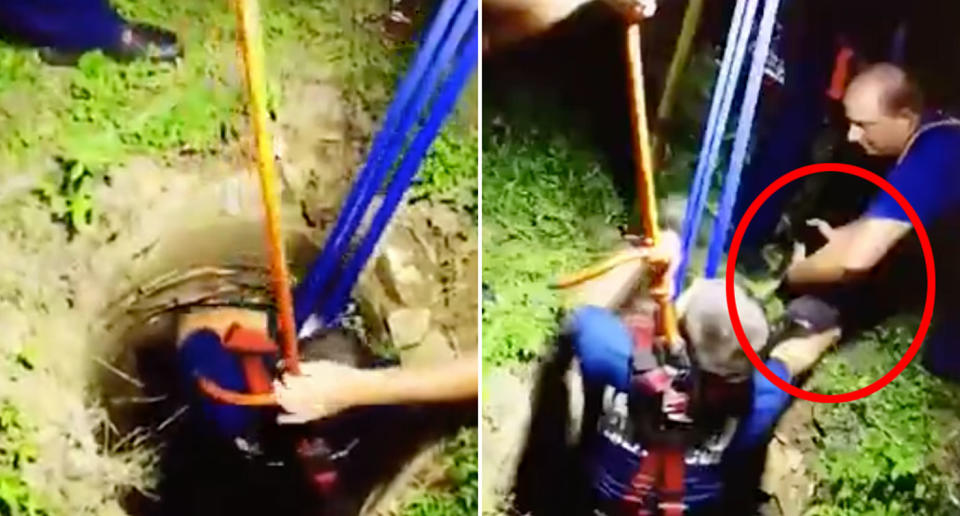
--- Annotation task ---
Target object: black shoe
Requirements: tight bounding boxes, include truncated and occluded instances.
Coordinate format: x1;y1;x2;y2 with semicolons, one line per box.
111;22;182;63
38;22;181;66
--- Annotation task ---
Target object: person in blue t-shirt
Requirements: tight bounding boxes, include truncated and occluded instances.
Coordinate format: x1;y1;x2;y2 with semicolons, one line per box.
786;63;960;381
566;277;838;514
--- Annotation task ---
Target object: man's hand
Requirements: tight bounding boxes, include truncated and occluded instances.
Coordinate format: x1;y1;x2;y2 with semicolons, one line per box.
787;217;911;286
605;0;657;21
625;228;681;297
274;354;479;424
483;0;657;52
274;361;369;424
806;218;837;240
788;241;807;270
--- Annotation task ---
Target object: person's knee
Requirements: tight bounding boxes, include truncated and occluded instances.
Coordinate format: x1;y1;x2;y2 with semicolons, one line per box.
786;295;841;332
767;296;843;377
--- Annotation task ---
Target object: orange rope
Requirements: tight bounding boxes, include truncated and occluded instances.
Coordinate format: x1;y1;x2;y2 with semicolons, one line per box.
626;23;659;245
553;251;647;289
625;22;680;346
232;0;300;374
197;376;278;406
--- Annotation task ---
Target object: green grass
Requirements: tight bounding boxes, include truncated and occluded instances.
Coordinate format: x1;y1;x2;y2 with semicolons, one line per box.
482;118;627;365
804;320;960;515
414;127;479;218
400;427;479;516
0;4;241;171
0;0;403;173
0;400;49;516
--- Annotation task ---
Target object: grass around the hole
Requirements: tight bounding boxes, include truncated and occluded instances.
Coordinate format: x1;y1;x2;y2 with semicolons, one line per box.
481;121;626;366
399;427;479;516
804;319;960;515
0;398;48;516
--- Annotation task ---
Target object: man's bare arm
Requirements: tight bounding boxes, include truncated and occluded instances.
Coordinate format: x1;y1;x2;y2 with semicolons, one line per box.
787;217;911;285
274;352;479;424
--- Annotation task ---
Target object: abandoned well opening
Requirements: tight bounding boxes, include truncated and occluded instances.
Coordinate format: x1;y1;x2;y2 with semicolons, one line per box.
89;219;473;516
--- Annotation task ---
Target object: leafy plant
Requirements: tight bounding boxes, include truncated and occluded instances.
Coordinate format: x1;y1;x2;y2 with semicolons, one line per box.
33;160;99;238
0;402;48;516
413;127;479;217
482;117;627;365
400;427;479;516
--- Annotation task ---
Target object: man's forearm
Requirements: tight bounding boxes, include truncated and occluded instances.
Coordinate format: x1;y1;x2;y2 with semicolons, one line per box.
787;221;862;285
352;353;479;407
787;246;849;284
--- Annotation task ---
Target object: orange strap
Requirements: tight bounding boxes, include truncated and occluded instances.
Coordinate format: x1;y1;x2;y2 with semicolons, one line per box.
197;376;277;406
626;23;659;244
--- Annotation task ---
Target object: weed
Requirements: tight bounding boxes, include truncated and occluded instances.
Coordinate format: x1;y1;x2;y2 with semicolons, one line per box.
482;117;627;365
399;427;479;516
413;127;479;217
32;160;100;238
0;401;48;516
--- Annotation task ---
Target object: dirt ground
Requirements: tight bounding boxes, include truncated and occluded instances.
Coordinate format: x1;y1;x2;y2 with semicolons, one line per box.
0;41;476;516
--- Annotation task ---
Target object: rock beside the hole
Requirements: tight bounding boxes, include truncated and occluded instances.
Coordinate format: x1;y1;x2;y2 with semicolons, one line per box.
423;203;463;238
761;439;808;516
375;231;438;307
387;308;431;347
399;328;456;367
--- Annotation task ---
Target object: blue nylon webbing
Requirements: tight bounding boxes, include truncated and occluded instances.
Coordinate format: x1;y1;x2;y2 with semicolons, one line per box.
323;20;479;322
319;0;477;323
675;0;760;294
705;0;783;277
293;0;475;328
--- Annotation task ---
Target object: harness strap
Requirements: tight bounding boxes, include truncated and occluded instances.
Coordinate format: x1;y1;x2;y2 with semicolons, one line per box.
623;311;688;515
660;448;686;516
624;447;687;516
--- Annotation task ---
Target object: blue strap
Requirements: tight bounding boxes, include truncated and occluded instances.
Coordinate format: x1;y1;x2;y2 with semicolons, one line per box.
705;0;782;277
322;19;479;322
675;0;761;295
293;0;474;327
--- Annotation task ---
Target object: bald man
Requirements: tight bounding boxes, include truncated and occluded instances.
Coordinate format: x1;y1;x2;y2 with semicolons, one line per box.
783;63;960;381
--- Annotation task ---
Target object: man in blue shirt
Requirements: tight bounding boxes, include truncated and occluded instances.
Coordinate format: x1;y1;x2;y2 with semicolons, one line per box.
786;63;960;381
566;278;838;514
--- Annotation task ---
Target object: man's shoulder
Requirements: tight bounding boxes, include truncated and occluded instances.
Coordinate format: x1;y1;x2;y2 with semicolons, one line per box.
903;117;960;164
879;117;960;214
